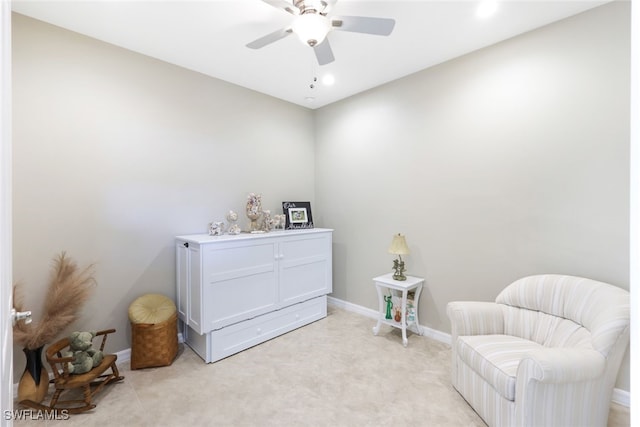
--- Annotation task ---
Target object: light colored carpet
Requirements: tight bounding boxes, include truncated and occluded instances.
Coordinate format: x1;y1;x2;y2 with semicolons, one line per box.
14;306;630;426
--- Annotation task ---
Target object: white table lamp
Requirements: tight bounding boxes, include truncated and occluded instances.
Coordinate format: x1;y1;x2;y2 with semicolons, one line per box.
388;233;409;281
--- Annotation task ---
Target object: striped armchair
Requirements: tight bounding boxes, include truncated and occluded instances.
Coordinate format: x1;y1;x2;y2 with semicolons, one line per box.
447;275;629;427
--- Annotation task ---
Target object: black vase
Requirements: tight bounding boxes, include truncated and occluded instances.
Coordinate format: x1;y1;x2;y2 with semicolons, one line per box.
17;346;49;403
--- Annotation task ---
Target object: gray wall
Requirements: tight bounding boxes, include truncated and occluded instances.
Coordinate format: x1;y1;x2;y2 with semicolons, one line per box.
12;14;315;374
13;2;631;392
315;2;630;390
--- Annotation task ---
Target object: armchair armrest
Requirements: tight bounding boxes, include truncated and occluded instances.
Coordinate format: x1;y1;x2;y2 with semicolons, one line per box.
517;348;605;384
447;301;504;338
513;348;608;427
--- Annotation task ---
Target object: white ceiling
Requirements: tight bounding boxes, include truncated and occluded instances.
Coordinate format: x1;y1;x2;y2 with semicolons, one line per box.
12;0;610;109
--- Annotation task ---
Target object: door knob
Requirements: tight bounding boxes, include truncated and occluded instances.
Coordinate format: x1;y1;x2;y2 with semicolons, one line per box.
11;308;32;326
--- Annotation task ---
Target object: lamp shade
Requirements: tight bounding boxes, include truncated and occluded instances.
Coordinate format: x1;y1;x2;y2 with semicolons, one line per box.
388;234;409;255
292;13;330;46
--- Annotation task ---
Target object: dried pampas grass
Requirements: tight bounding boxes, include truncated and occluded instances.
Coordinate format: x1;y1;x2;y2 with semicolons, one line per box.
13;252;96;350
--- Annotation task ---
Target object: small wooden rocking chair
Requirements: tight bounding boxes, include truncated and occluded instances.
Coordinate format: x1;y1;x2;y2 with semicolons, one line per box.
20;329;124;414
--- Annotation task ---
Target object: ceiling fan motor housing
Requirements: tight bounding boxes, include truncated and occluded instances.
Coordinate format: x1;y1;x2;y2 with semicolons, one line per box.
294;0;329;15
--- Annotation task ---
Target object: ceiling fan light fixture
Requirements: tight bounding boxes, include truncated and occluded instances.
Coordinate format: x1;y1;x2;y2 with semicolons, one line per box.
292;13;330;46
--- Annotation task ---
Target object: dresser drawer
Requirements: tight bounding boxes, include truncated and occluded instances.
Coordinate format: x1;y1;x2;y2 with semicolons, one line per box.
208;296;327;363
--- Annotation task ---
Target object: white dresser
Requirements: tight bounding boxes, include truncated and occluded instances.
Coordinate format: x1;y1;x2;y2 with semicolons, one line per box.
176;228;333;363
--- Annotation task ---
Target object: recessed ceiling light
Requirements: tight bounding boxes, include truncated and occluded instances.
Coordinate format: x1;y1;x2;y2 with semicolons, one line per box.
477;0;498;19
322;74;335;86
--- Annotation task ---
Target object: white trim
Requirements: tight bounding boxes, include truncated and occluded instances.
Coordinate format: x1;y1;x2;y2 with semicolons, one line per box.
327;296;451;345
116;348;132;364
327;296;630;408
612;388;630;408
1;1;12;425
629;0;639;424
327;296;378;319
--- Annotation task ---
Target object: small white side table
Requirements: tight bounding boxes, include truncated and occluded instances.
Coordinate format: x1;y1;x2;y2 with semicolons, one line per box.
372;273;424;347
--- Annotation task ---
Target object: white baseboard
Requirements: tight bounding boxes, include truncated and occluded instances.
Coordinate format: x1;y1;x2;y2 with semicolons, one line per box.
612;388;630;407
327;295;451;345
327;296;379;320
116;347;132;364
327;295;630;409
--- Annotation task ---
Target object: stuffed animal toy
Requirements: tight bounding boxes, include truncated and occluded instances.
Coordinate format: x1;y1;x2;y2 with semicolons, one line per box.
64;331;104;374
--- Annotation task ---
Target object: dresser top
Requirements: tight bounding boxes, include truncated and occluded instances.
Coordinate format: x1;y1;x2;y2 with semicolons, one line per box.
176;228;333;244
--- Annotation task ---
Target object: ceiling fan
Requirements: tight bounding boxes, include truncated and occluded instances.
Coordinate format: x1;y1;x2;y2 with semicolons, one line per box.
246;0;395;66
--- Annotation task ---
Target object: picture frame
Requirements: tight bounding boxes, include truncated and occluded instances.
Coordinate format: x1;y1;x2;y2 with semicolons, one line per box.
289;207;308;223
282;201;314;230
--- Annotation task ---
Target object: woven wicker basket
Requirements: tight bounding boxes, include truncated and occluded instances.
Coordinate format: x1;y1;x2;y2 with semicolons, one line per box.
129;295;178;370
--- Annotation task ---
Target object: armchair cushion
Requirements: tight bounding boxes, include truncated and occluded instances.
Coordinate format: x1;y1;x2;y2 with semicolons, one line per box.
457;334;542;401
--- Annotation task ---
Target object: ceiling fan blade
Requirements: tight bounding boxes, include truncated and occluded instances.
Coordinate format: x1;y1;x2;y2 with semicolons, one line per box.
313;39;335;66
260;0;298;15
246;28;293;49
331;15;395;36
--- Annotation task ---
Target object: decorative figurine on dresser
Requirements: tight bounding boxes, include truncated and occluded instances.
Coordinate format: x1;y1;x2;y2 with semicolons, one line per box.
246;193;263;232
208;221;224;236
175;227;333;363
226;210;241;235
